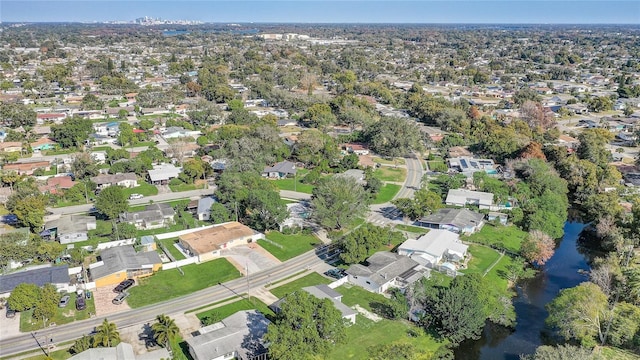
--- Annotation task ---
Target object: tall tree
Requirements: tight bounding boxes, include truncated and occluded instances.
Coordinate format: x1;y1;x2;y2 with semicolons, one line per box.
51;116;93;149
33;284;58;325
7;283;40;311
94;318;120;347
521;230;556;265
546;282;610;348
70;335;94;354
265;291;346;360
95;186;128;220
366;117;424;157
311;176;369;230
151;314;180;349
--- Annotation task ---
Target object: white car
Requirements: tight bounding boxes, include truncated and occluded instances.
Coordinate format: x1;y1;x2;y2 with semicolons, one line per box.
129;194;144;200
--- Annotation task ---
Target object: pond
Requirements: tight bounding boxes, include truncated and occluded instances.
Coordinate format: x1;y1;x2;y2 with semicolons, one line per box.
455;222;590;359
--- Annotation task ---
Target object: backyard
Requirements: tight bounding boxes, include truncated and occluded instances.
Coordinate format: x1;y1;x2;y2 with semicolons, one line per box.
272;169;314;194
156;237;186;260
121;183;159;197
257;231;319;261
126;258;241;308
464;224;527;253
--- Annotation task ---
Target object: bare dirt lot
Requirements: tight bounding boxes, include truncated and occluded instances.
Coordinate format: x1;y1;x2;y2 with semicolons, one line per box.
93;285;131;317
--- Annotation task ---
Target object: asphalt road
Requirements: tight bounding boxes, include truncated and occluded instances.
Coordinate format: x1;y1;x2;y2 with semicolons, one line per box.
0;249;328;357
46;188;216;216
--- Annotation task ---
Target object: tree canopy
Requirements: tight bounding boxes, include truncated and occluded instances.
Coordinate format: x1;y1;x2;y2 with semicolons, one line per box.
95;186;129;220
311;175;369;230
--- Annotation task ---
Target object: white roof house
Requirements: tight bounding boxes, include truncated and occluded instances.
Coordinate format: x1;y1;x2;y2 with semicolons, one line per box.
445;189;494;210
148;163;182;184
398;230;469;267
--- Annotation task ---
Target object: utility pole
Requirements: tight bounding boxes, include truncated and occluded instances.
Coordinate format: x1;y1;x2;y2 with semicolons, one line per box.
246;262;251;303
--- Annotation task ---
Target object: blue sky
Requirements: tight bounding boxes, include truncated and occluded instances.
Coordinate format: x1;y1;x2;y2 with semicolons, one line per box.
2;1;639;24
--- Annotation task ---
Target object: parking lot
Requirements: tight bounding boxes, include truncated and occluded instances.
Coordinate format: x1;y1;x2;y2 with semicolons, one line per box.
93;285;131;317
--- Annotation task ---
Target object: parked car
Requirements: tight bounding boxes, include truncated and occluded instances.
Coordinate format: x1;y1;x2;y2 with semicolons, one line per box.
129;193;144;200
113;279;135;293
112;292;129;305
85;290;92;299
324;268;347;279
58;295;70;308
76;296;86;311
6;307;16;318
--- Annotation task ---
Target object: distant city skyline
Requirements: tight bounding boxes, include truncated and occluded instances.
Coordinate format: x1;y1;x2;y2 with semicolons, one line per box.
2;1;639;24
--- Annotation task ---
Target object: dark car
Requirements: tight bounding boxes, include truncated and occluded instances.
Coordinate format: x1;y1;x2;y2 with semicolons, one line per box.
76;296;86;311
113;279;135;293
6;307;16;319
85;290;92;299
324;268;346;279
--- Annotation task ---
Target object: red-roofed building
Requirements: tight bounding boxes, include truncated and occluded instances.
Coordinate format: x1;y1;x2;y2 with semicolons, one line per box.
39;176;75;195
36;113;66;124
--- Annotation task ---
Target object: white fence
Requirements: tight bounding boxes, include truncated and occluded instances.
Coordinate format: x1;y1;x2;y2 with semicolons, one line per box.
328;277;349;289
94;238;135;250
155;225;216;240
162;257;198;270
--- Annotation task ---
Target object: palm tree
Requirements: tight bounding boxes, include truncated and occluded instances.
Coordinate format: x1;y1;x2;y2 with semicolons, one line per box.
94;318;120;347
152;314;180;350
70;335;93;354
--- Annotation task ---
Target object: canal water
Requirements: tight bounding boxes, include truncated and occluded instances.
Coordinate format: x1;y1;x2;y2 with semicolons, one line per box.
455;222;591;359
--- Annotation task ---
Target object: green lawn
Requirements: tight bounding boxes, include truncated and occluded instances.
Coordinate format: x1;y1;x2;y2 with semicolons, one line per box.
257;231;319;261
273;170;314;194
597;347;640;360
121;183;158;197
90;146;113;151
373;167;407;182
126;258;241;308
372;184;401;204
196;298;274;324
464;224;528;253
329;285;446;359
426;160;448;172
394;224;429;235
19;292;96;332
22;348;72;360
41;148;76;156
156;237;186;260
461;244;502;275
169;183;204;192
269;272;332;298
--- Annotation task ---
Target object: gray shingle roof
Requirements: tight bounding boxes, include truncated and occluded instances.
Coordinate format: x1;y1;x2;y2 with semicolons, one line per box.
263;161;296;175
0;265;69;293
89;246;161;281
419;208;484;229
186;310;270;360
346;252;419;287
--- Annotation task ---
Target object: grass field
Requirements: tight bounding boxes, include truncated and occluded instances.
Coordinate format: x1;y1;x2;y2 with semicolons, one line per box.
273;170;314;194
372;184;401;204
596;347;640;360
126;258;241;308
426;160;448;172
169;183;204;192
196;298;274;324
373;167;407;182
269;272;332;298
257;231;319;261
19;292;96;332
462;244;502;275
328;285;445;359
394;224;429;235
464;225;527;253
156;237;186;260
121;183;158;197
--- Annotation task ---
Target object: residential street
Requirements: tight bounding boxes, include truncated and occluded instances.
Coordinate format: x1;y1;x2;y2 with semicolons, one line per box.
0;249;328;357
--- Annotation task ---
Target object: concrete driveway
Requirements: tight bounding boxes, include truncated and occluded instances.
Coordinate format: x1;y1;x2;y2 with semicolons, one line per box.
93;285;131;317
0;309;21;340
221;244;281;275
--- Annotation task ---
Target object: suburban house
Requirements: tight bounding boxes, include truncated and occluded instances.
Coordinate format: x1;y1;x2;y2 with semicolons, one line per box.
262;160;296;179
0;265;69;298
557;134;580;152
0;142;23;153
345;251;430;294
91;172;138;190
398;230;469;272
186;310;270;360
488;211;509;225
161;126;201;139
417;208;485;234
445;189;495;210
39;175;75;194
148;163;182;185
69;342;169;360
42;215;97;244
88;245;162;287
342;143;370;155
270;285;357;324
30;137;57;151
335;169;366;185
448;157;497;176
119;203;176;230
195;196;216;221
36;113;66;124
2;160;51;175
178;222;265;263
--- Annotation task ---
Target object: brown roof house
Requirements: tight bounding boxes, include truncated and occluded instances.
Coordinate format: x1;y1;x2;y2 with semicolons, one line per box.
179;222;265;263
3;161;50;175
91;172;138;190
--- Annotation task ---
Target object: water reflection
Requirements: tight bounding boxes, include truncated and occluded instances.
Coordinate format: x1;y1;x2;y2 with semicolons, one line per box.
455;222;590;359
